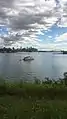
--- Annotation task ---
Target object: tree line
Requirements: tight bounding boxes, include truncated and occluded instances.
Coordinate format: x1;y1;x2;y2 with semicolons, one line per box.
0;47;38;53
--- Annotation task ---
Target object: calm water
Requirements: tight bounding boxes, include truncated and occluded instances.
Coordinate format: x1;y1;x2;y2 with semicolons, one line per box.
0;52;67;81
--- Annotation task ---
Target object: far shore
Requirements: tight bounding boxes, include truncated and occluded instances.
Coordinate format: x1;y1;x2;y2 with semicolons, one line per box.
0;47;67;54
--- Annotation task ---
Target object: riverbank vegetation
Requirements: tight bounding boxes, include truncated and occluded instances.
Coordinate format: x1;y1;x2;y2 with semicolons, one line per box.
0;73;67;118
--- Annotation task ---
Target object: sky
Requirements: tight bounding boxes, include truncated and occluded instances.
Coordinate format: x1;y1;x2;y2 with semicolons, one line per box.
0;0;67;50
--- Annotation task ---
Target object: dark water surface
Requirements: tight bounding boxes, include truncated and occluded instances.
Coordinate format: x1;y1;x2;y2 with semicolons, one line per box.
0;52;67;81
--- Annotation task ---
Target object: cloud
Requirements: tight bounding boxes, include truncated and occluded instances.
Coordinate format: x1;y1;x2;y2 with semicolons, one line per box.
0;0;67;49
55;33;67;42
57;0;67;27
48;36;52;38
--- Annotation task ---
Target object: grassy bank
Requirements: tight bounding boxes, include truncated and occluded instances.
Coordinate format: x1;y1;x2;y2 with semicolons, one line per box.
0;77;67;100
1;96;67;119
0;76;67;119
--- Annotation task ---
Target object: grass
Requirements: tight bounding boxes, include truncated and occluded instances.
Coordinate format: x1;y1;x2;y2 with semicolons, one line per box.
0;96;67;119
0;78;67;100
0;76;67;118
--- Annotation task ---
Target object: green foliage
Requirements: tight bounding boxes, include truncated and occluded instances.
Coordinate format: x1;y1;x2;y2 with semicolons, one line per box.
34;78;41;84
0;77;67;100
0;97;67;119
63;72;67;85
0;74;67;118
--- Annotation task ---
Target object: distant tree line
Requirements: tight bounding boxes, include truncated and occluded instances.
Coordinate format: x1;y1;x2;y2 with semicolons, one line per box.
63;51;67;54
0;47;38;53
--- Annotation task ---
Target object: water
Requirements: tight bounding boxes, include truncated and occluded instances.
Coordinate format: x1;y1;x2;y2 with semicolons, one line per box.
0;52;67;81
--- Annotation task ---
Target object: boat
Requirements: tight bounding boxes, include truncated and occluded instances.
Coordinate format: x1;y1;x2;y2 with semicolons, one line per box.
23;56;34;61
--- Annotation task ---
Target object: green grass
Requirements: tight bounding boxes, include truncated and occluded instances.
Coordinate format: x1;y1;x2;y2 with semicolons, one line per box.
0;79;67;100
0;96;67;119
0;78;67;118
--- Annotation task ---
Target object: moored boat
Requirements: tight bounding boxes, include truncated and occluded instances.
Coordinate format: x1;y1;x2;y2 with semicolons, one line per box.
23;56;34;61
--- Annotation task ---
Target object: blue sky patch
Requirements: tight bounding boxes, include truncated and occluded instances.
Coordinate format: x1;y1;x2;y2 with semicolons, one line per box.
0;26;8;36
37;24;67;44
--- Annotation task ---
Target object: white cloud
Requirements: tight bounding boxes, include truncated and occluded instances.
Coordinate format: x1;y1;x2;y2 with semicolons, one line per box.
55;33;67;42
57;0;67;27
0;0;67;49
48;36;52;38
